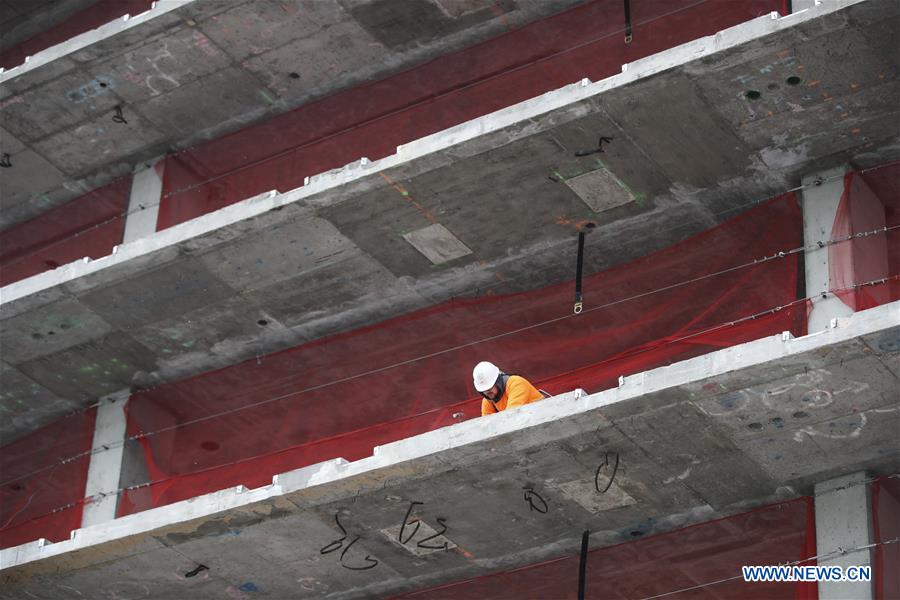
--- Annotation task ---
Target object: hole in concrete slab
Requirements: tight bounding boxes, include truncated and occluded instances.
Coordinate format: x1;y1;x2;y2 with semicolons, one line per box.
792;411;809;419
786;76;802;86
289;72;300;79
629;530;644;537
47;331;55;336
257;319;269;326
747;422;763;430
767;83;779;91
585;222;597;230
99;81;108;87
745;90;761;100
201;441;220;451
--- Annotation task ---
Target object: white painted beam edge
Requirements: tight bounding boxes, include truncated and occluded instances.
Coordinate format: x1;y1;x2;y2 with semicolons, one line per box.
0;0;863;307
2;299;895;571
0;1;196;83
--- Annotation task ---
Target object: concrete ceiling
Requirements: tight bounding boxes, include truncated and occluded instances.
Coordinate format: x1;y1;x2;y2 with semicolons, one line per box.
0;0;100;54
2;304;897;598
0;0;587;229
1;0;898;446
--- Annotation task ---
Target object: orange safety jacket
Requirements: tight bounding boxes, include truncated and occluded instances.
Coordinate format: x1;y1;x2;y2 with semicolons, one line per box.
481;375;545;416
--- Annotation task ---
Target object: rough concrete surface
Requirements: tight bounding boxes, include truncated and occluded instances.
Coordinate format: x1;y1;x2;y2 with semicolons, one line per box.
2;1;898;447
1;302;896;599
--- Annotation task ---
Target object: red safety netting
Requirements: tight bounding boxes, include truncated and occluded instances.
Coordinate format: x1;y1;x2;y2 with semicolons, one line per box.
118;192;808;517
156;0;783;229
872;475;900;600
0;409;95;549
0;176;130;286
0;0;781;286
844;162;900;308
0;0;154;70
831;172;894;309
396;498;816;600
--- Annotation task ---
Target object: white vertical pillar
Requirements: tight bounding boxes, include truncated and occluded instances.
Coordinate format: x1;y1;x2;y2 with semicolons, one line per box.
802;167;854;332
801;166;889;332
81;390;128;527
815;472;875;600
122;158;164;244
791;0;819;13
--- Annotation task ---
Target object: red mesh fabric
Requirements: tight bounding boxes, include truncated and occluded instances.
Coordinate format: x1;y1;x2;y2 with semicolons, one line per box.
829;168;899;309
873;476;900;600
120;192;807;516
857;162;900;306
0;0;154;70
396;498;815;600
156;0;782;229
0;176;130;286
0;409;95;549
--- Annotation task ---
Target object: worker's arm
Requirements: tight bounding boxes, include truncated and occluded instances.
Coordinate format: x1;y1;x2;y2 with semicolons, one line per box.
481;398;496;416
504;377;537;409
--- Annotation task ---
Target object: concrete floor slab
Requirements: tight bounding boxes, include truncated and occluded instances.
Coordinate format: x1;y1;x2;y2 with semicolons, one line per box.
77;258;237;330
0;361;78;445
197;216;357;292
3;0;898;471
132;67;276;141
241;19;388;107
0;296;113;363
17;331;157;400
1;68;124;142
2;0;583;229
2;302;895;598
196;1;343;64
599;73;754;190
0;147;68;209
88;25;232;104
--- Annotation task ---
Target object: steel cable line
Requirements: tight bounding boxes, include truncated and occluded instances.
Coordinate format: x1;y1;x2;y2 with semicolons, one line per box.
635;537;899;600
1;223;896;483
2;277;896;527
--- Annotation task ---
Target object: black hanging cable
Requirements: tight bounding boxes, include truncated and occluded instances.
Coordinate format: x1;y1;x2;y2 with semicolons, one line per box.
574;231;586;314
578;529;590;600
624;0;633;43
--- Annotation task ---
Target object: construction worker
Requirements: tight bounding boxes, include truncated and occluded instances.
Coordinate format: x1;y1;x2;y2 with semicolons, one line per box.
473;361;546;416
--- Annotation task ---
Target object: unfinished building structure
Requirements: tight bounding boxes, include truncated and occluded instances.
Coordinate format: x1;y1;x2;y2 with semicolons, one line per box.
1;0;898;598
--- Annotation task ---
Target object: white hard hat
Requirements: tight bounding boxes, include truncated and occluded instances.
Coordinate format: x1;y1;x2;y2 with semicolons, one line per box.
473;361;501;392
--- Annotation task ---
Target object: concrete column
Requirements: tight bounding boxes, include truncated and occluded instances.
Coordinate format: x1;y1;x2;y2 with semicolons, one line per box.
815;472;874;600
791;0;819;13
81;390;128;527
801;166;889;332
802;167;854;332
122;158;164;243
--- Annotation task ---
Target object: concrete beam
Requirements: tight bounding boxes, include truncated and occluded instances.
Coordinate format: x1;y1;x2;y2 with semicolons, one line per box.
0;1;867;308
815;472;875;600
0;1;190;81
122;159;164;244
2;300;896;578
81;390;128;528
